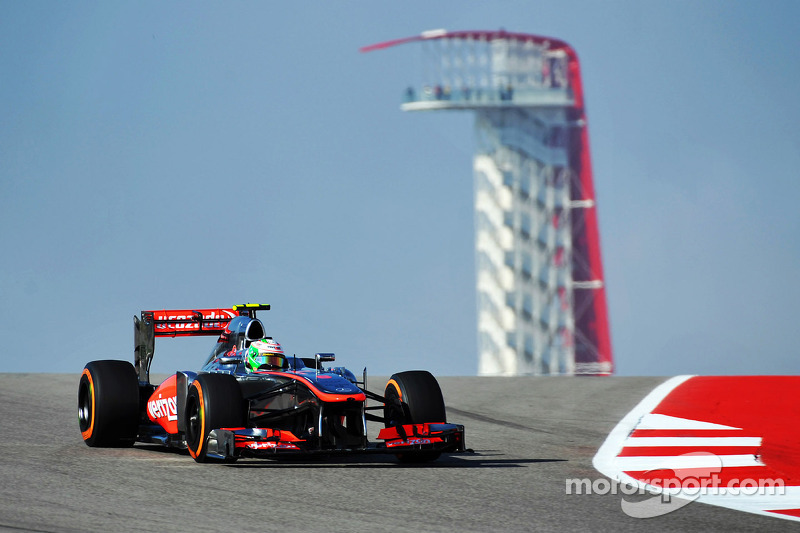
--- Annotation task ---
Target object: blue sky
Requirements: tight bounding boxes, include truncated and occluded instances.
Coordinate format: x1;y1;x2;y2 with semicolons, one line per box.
2;1;798;377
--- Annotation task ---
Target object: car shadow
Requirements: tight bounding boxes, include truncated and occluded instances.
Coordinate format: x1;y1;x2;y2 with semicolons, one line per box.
131;444;566;469
223;451;566;469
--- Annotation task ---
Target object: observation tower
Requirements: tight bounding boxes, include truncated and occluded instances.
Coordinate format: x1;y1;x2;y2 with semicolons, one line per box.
362;30;612;376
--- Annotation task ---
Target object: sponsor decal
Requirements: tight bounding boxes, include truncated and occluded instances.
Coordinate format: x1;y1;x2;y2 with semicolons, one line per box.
387;437;433;448
148;395;177;422
153;309;236;331
246;441;300;450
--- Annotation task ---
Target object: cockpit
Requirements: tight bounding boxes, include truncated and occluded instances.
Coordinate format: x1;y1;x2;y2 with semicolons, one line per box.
204;316;266;365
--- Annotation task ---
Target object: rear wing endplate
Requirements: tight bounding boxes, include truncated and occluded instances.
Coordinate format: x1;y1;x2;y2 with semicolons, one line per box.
133;304;270;383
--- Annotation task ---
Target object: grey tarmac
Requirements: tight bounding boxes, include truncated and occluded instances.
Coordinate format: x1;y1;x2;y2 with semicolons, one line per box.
0;373;788;532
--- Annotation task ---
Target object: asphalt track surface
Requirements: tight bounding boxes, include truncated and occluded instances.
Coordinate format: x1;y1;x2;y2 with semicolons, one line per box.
0;373;790;532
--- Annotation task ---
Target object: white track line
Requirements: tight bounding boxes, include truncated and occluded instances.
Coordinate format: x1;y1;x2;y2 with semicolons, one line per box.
611;453;763;471
593;375;694;478
592;375;800;522
637;413;741;431
624;437;761;447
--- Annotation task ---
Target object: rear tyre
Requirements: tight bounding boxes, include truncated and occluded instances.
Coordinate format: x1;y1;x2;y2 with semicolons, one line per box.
384;370;446;462
78;360;140;447
185;373;245;463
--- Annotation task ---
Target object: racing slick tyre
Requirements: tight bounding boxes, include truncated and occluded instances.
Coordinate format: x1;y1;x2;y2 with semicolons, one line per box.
78;360;140;447
384;370;447;463
185;373;245;463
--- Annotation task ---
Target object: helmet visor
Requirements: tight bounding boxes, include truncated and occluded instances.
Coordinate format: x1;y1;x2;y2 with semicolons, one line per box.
253;353;286;369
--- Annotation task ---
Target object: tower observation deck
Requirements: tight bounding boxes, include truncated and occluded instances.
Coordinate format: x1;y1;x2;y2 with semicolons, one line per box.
362;30;612;376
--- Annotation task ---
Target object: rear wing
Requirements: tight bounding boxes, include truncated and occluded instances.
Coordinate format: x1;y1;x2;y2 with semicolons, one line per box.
134;304;270;383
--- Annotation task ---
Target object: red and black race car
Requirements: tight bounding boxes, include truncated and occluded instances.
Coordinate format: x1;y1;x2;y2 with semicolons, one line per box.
78;304;466;463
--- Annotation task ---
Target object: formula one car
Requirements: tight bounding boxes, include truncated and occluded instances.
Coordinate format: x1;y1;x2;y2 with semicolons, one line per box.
78;304;465;463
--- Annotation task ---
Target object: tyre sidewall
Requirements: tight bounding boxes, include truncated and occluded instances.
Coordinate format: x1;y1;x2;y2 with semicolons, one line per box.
185;373;244;462
79;360;139;447
385;370;446;425
384;370;447;463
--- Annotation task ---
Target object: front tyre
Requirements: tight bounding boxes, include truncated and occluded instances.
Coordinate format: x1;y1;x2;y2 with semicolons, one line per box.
384;370;447;462
78;360;140;447
185;373;245;463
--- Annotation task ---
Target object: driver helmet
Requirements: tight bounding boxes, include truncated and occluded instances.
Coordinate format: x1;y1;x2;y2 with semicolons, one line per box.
245;339;286;372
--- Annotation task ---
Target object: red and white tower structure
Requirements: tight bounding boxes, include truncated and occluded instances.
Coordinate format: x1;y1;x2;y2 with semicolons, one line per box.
362;30;613;375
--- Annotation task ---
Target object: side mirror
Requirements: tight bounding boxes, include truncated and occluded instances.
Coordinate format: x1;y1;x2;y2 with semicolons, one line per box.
315;353;335;373
315;353;335;365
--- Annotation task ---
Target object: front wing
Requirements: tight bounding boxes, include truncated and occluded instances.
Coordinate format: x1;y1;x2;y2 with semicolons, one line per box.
204;423;466;460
